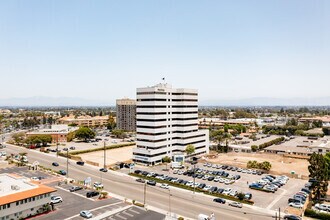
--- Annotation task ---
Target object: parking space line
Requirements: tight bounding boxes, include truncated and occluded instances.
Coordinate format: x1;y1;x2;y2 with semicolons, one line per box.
128;208;140;214
115;213;127;220
65;202;125;220
122;211;134;217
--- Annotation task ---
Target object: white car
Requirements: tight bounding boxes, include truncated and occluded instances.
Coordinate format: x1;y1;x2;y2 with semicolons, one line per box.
186;181;194;187
229;201;243;208
315;203;330;211
173;170;179;174
50;196;63;204
178;170;184;175
30;177;39;181
80;210;93;218
160;183;169;189
93;182;104;188
223;188;232;195
289;202;303;208
0;151;6;156
202;175;209;180
214;177;221;182
204;185;212;191
229;190;237;197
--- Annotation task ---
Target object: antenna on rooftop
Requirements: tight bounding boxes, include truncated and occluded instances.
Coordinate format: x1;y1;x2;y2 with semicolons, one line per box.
162;77;165;83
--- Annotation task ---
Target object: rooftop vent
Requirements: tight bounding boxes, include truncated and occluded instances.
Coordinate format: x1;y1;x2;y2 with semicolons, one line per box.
11;185;20;190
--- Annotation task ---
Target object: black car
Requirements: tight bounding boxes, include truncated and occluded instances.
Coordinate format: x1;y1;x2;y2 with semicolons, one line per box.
76;161;85;166
86;191;99;198
183;171;188;175
147;180;156;186
134;170;142;174
210;186;218;193
70;186;83;192
99;168;108;172
213;198;226;204
181;180;188;185
207;176;215;181
217;188;224;194
198;183;206;189
197;174;204;179
283;215;301;220
141;171;149;176
136;178;145;183
52;162;59;166
63;148;68;151
301;188;311;194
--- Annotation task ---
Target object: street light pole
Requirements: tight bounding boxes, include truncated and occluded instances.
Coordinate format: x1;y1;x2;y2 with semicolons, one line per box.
66;149;69;179
56;136;59;157
168;188;171;217
143;182;147;206
103;141;106;169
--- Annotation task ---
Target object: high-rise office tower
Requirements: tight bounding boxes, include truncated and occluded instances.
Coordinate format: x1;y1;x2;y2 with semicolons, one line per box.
132;83;209;165
116;98;136;132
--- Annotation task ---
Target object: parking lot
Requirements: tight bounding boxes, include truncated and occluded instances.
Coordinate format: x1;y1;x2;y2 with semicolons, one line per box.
102;206;165;220
128;162;307;211
0;166;165;220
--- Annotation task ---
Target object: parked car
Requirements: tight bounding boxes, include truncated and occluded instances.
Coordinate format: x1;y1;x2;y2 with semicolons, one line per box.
147;180;156;186
70;146;76;150
86;191;99;198
80;210;93;218
289;202;303;208
93;182;104;188
244;193;252;200
50;196;63;204
52;162;59;166
283;215;301;220
229;201;243;208
69;186;83;192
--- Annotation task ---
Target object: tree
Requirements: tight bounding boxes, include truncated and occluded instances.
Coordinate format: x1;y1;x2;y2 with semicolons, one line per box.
75;127;96;142
308;153;329;201
67;131;75;142
162;156;171;171
12;132;26;144
185;144;195;158
107;114;116;131
18;152;27;166
237;192;245;201
251;145;258;152
25;134;52;147
111;129;126;139
260;161;272;171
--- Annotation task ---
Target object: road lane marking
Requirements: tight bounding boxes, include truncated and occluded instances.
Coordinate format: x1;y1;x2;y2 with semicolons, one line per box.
122;210;134;217
128;208;140;214
115;213;127;220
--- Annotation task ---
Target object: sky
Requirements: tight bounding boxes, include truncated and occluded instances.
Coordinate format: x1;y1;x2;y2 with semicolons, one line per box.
0;0;329;105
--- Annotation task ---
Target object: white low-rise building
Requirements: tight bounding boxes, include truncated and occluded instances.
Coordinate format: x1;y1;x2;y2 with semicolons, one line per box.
0;173;56;219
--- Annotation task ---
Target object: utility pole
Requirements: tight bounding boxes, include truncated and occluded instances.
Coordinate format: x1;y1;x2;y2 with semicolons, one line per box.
143;183;147;206
66;149;69;179
168;188;171;217
278;207;280;220
103;141;106;169
56;135;59;157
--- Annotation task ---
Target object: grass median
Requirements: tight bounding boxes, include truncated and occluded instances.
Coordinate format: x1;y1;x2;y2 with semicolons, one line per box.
129;173;254;205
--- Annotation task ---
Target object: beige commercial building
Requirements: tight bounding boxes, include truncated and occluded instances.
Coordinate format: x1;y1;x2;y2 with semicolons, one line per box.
58;115;110;127
116;98;136;132
0;173;56;220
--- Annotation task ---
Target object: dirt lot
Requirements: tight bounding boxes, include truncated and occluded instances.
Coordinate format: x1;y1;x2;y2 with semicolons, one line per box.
206;152;309;177
78;145;135;166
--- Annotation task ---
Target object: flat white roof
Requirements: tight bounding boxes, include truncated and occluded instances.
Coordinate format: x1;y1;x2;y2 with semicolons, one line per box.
0;174;37;197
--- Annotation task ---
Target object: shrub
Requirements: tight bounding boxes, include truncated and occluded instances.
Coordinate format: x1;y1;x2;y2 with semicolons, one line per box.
305;209;330;220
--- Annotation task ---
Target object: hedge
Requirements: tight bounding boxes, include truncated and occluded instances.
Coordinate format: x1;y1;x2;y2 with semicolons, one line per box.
63;142;136;156
305;209;330;220
130;173;254;205
258;137;285;150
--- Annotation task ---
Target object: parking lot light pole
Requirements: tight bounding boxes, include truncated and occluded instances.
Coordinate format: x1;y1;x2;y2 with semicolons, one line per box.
168;188;171;217
143;182;147;206
103;141;106;169
66;149;69;179
191;157;198;195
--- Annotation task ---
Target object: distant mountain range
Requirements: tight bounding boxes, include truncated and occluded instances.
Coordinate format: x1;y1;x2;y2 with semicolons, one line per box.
0;96;329;107
199;97;330;106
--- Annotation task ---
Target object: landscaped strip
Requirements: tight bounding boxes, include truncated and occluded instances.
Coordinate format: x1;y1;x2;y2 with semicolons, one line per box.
305;209;330;220
129;173;254;205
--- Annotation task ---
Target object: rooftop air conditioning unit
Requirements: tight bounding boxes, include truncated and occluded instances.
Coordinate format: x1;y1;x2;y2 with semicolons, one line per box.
11;185;20;190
